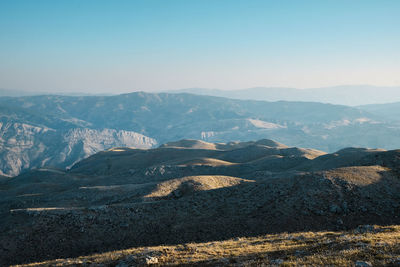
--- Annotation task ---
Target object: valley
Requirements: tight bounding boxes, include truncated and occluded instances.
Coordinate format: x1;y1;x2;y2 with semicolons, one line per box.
1;92;400;177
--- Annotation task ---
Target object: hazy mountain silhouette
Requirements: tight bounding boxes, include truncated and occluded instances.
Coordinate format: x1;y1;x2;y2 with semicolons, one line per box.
358;102;400;122
169;85;400;106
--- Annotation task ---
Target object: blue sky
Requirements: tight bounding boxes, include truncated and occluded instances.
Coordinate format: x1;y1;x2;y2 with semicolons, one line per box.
0;0;399;93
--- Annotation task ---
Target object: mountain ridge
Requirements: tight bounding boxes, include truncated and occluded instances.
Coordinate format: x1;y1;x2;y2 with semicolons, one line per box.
1;91;399;176
167;85;400;106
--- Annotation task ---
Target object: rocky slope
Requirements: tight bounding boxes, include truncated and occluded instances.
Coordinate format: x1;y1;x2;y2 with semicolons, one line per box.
1;139;399;265
0;122;156;176
2;91;400;176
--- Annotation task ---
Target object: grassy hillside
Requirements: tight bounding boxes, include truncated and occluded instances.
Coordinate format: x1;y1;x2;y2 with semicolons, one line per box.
16;225;400;266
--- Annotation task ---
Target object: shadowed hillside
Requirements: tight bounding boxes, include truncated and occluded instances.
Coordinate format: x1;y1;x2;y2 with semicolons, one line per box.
1;139;400;265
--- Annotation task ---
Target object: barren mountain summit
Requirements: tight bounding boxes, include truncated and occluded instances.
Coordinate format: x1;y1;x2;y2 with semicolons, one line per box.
160;139;219;150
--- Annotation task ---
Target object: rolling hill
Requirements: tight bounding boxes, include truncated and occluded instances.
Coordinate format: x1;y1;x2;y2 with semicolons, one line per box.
1;92;400;176
1;139;399;265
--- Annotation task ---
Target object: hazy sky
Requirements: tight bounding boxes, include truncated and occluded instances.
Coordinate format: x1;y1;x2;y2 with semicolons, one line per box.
0;0;399;94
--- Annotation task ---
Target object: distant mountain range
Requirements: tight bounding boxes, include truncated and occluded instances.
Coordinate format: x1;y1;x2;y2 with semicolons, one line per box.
0;88;109;97
0;92;400;176
3;85;400;106
0;88;45;97
359;102;400;122
168;85;400;106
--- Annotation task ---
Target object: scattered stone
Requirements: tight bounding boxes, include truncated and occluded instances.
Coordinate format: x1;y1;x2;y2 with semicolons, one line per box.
116;262;129;267
218;257;230;264
355;261;372;267
313;209;324;216
342;201;348;213
355;242;367;248
329;204;342;214
145;256;158;265
116;255;137;267
271;259;284;265
293;235;305;241
355;225;376;234
301;210;310;215
295;250;304;256
360;206;368;212
120;223;129;228
172;190;183;198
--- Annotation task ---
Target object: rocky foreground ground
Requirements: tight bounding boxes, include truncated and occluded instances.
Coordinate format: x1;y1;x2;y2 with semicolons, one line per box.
1;139;400;266
14;225;400;266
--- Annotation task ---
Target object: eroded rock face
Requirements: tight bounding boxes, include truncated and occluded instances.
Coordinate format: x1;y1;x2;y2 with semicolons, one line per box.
0;123;157;176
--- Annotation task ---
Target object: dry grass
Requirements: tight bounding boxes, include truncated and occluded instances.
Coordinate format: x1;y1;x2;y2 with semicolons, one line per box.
175;158;235;167
144;175;253;199
15;225;400;266
160;140;218;150
324;165;390;186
